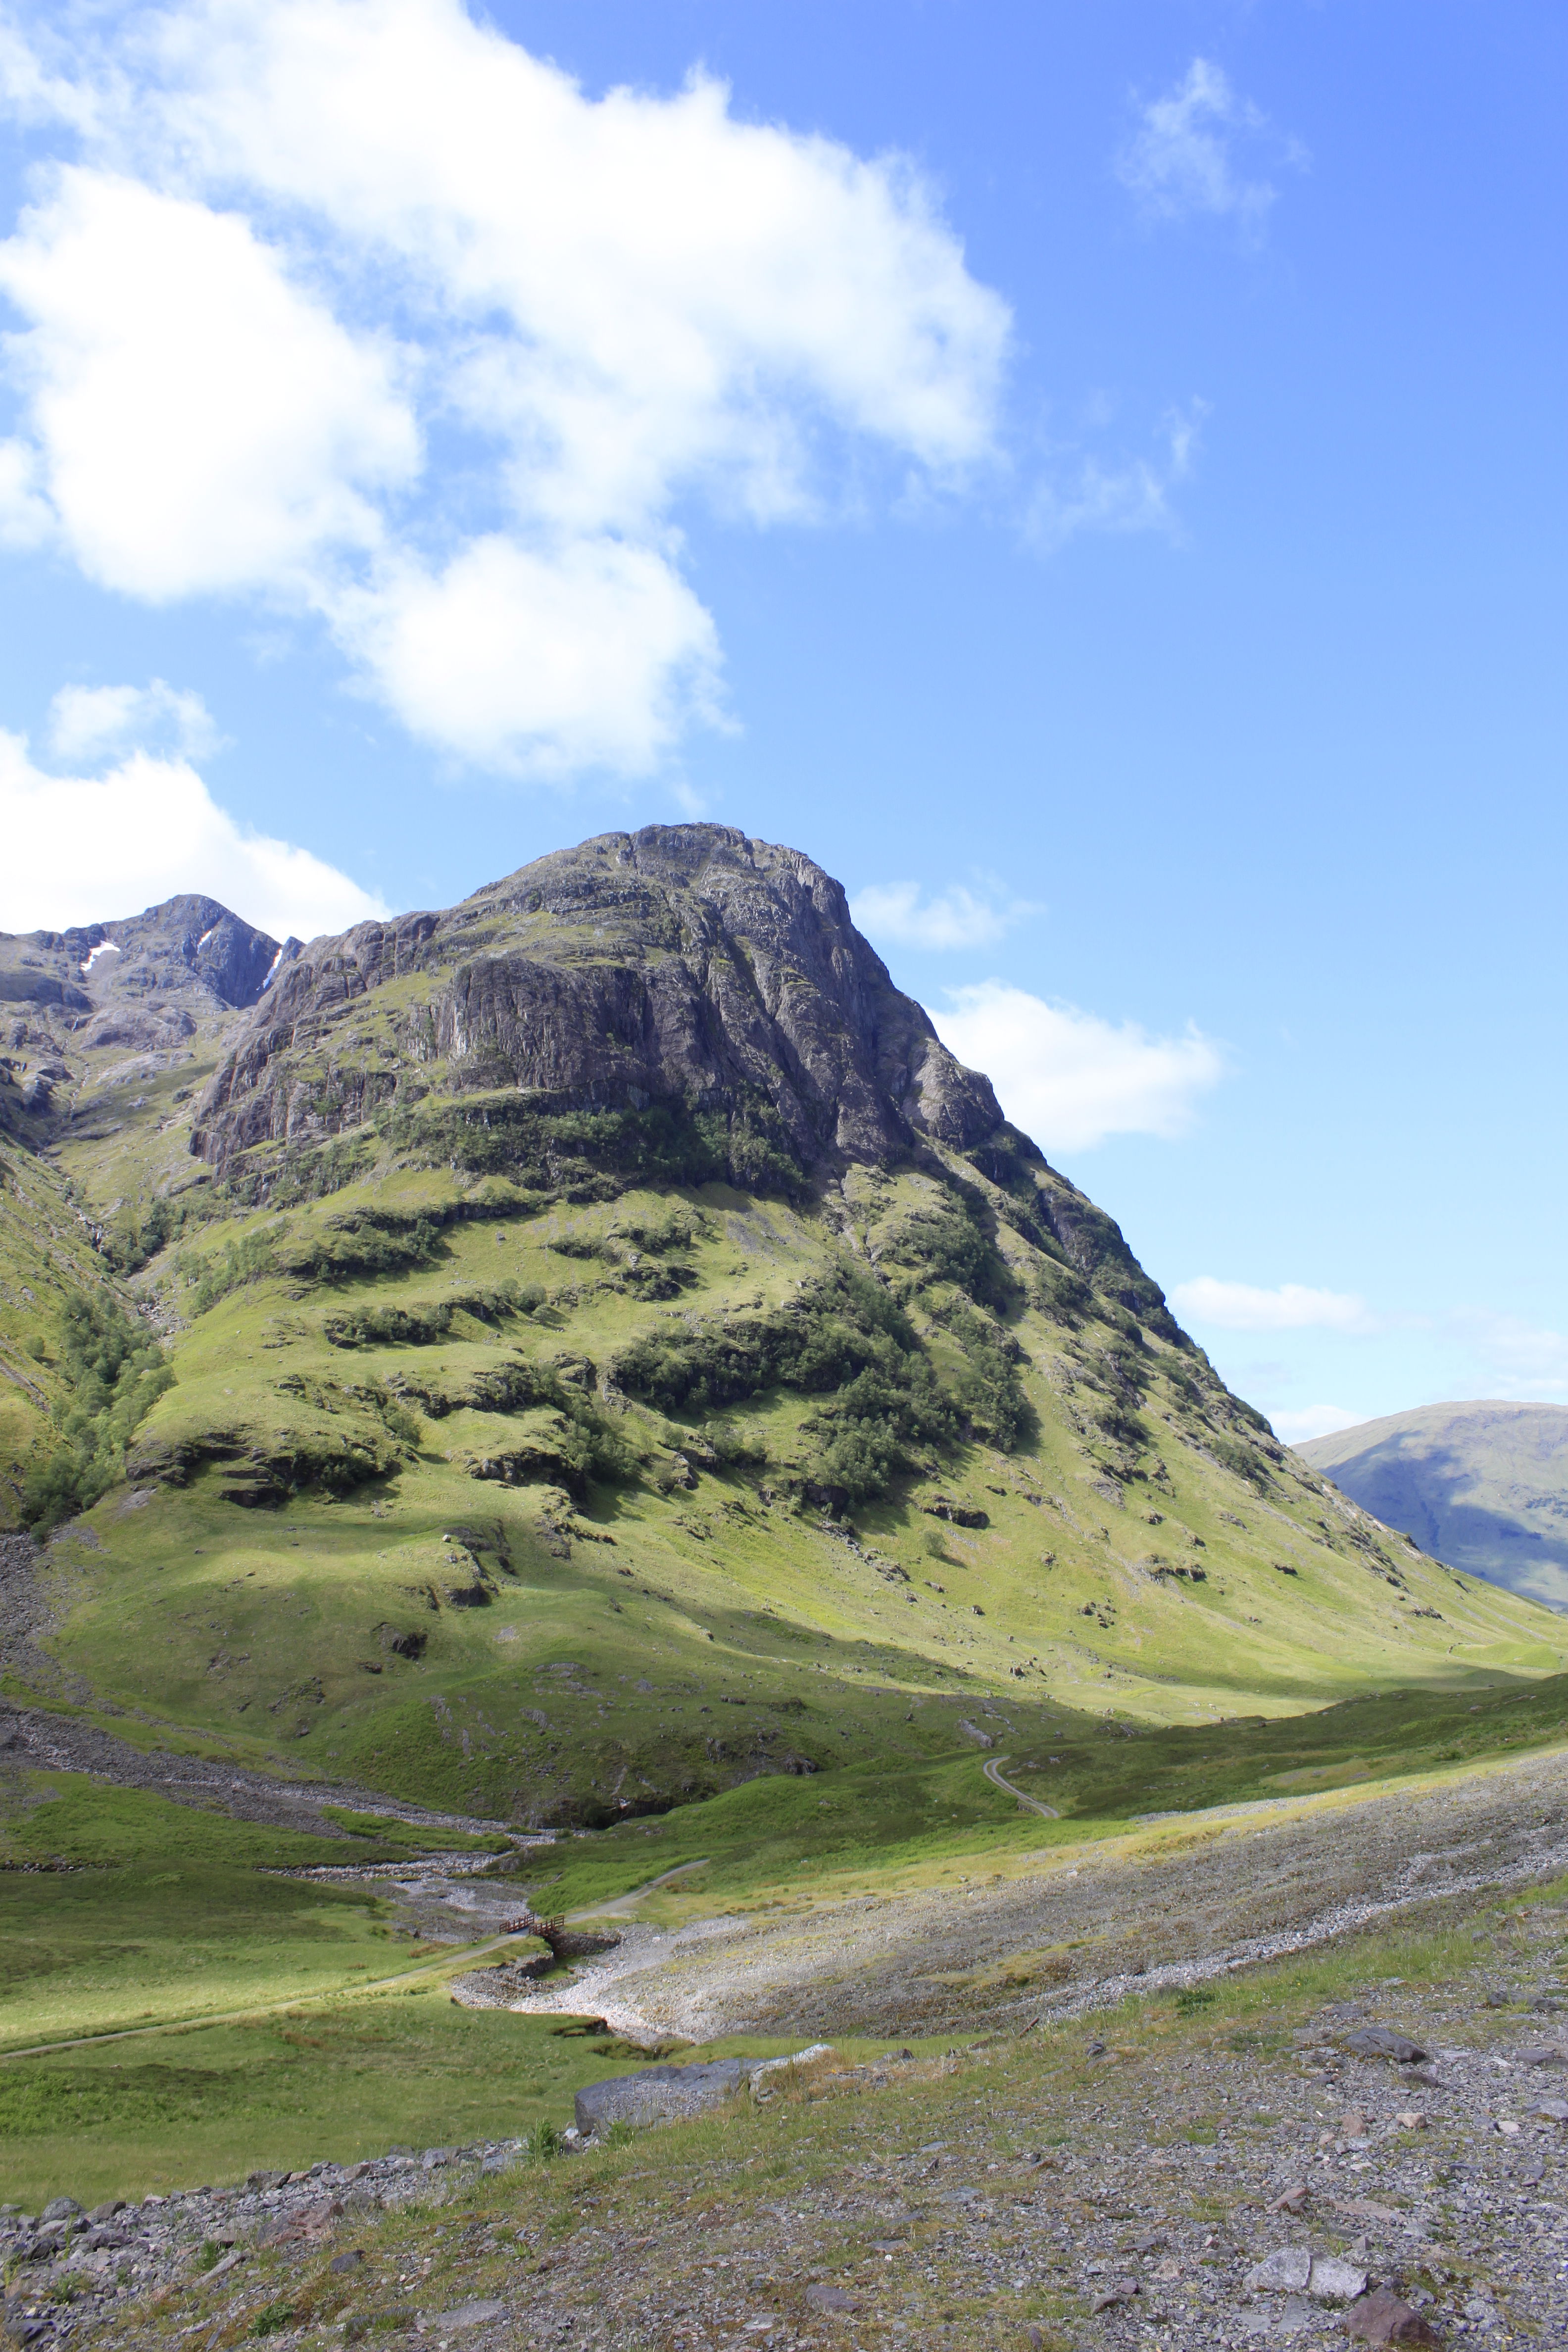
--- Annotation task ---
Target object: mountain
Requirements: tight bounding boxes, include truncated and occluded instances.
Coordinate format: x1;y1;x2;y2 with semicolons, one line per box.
1302;1402;1568;1613
0;826;1560;1823
1;893;292;1133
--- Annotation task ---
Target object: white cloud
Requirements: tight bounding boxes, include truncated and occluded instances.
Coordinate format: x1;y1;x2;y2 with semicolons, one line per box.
0;0;1011;776
329;534;724;779
0;729;386;941
0;168;418;599
1116;58;1300;245
932;980;1225;1155
850;879;1038;952
1169;1277;1376;1335
46;678;223;765
1270;1403;1367;1444
1028;401;1206;552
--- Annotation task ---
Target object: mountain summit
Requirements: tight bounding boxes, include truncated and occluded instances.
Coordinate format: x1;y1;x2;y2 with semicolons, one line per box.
197;824;1005;1173
193;822;1171;1323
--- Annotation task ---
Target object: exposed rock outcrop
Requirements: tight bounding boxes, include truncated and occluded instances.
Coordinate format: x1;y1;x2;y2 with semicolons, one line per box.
192;826;1003;1177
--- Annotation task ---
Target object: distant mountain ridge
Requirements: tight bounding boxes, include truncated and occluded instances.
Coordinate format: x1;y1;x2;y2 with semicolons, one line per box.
0;894;294;1138
1302;1401;1568;1613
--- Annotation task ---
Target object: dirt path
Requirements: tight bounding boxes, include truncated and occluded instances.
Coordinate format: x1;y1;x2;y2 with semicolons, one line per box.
982;1753;1060;1818
504;1745;1568;2045
0;1926;544;2064
568;1857;710;1919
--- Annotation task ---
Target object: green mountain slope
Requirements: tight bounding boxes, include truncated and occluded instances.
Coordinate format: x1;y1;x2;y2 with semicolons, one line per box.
2;826;1560;1825
1;893;285;1508
1303;1401;1568;1613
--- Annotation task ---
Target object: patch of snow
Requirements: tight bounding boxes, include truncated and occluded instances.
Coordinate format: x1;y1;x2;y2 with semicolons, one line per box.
260;945;285;988
79;940;121;975
196;924;219;951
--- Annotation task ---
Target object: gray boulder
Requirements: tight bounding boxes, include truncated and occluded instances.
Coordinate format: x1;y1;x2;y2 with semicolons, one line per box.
1342;2027;1428;2063
575;2059;749;2137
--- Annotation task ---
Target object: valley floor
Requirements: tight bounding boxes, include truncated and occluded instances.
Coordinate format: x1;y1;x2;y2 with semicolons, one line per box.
24;1838;1568;2352
5;1742;1568;2349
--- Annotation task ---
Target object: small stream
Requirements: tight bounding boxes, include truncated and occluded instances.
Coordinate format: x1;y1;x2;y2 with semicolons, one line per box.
280;1843;555;1944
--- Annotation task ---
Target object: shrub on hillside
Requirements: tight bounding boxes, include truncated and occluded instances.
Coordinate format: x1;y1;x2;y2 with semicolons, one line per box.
615;1258;1032;1506
22;1288;174;1527
384;1087;808;1201
322;1282;543;1348
178;1226;281;1315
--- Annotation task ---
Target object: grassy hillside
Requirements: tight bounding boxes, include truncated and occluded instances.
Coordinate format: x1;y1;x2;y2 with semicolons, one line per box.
5;1129;1558;1826
3;828;1562;1832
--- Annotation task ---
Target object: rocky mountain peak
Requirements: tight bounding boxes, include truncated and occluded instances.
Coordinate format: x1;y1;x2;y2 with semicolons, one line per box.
194;825;1006;1179
0;893;287;1029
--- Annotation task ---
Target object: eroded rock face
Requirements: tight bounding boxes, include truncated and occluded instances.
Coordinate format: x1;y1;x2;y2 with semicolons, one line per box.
192;826;1005;1176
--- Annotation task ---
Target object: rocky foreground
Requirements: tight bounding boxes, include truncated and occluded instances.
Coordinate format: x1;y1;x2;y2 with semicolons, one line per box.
12;1864;1568;2352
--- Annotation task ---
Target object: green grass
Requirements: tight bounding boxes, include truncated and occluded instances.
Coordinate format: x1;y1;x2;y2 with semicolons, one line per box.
5;1694;1567;2216
521;1675;1568;1917
0;1773;495;2055
0;1999;712;2211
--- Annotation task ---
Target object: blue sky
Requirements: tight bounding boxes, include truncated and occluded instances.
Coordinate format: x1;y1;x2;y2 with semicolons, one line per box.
0;1;1564;1441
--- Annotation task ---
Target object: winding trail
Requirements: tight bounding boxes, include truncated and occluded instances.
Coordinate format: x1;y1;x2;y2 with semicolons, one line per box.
982;1753;1060;1819
569;1858;710;1920
0;1927;544;2065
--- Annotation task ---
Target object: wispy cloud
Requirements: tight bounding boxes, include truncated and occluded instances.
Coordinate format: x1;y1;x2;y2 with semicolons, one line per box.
932;980;1225;1155
1170;1278;1377;1335
1449;1309;1568;1397
1116;58;1304;247
851;878;1039;952
1270;1403;1368;1444
47;678;224;765
1027;400;1206;552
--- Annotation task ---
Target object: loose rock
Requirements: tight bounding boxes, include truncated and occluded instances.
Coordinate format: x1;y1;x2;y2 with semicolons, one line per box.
575;2058;749;2137
1344;2285;1443;2344
805;2283;857;2312
430;2299;508;2330
1342;2029;1428;2063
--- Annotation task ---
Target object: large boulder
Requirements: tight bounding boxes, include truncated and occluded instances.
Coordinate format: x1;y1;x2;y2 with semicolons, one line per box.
574;2058;750;2137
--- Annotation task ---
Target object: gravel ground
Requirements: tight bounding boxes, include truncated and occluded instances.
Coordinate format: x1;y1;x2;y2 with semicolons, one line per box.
502;1748;1568;2045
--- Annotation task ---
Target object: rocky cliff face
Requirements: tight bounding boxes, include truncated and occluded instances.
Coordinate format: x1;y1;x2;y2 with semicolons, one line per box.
194;827;1005;1177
